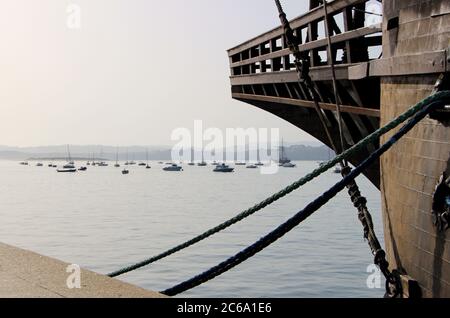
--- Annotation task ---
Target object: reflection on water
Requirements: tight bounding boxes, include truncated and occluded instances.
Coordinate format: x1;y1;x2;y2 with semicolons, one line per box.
0;160;383;297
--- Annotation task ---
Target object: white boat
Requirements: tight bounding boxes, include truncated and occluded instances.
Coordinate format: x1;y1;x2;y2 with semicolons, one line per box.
57;167;77;173
213;164;234;173
163;164;183;171
235;162;246;166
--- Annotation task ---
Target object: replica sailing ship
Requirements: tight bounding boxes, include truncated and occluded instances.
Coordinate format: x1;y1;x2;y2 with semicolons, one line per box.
227;0;450;297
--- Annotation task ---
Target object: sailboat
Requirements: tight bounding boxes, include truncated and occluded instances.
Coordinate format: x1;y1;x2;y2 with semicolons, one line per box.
278;139;292;166
146;149;151;169
255;143;264;166
188;147;195;165
197;148;207;166
122;149;130;174
129;152;136;165
114;148;120;167
58;145;77;173
63;145;75;169
97;147;108;166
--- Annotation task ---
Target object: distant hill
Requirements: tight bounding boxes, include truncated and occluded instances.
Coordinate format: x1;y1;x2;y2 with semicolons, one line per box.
0;144;333;161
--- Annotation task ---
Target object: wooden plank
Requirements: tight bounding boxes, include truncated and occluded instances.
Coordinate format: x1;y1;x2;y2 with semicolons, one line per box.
368;50;447;77
348;62;369;80
230;64;352;85
227;0;367;56
232;93;380;118
230;24;382;68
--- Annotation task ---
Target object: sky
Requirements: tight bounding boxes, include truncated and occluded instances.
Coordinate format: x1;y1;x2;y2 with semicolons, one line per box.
0;0;318;147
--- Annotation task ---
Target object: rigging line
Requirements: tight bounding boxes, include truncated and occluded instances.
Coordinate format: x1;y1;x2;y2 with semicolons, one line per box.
322;0;347;161
162;98;447;296
275;0;339;156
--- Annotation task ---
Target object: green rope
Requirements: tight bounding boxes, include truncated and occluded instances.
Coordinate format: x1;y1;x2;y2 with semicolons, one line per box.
108;91;450;278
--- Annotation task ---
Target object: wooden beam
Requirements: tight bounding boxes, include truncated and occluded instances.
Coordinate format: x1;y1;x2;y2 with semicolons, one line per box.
347;50;448;78
232;93;380;118
230;63;354;85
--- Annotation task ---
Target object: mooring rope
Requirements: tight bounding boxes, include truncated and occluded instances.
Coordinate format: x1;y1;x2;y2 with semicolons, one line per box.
162;98;448;296
107;91;450;278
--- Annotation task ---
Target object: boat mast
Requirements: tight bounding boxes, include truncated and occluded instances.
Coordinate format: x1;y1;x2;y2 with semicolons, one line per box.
67;145;72;163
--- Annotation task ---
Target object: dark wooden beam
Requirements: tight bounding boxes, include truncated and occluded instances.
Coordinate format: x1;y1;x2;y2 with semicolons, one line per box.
232;93;380;118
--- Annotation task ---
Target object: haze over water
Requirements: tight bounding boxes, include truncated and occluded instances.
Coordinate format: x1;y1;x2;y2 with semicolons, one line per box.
0;159;383;297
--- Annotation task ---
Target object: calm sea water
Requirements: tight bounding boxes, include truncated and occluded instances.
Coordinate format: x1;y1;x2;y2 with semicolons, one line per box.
0;160;384;297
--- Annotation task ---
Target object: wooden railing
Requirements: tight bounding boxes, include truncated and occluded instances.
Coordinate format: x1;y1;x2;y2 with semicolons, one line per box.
227;0;381;77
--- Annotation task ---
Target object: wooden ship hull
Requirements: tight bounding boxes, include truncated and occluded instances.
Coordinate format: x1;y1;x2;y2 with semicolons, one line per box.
227;0;450;297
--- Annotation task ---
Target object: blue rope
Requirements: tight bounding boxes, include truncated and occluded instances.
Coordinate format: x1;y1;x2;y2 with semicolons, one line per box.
162;99;446;296
108;92;450;278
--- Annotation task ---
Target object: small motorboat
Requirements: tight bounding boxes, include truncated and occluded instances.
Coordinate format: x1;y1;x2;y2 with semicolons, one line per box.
138;162;146;166
129;161;136;165
57;168;77;173
48;163;53;167
282;162;296;168
36;163;43;167
188;162;195;166
235;162;246;166
213;164;234;173
20;161;29;165
78;167;87;171
146;164;151;169
246;164;257;169
197;162;207;166
86;162;91;166
163;164;183;172
122;168;129;175
98;162;108;167
114;163;120;168
255;162;264;166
